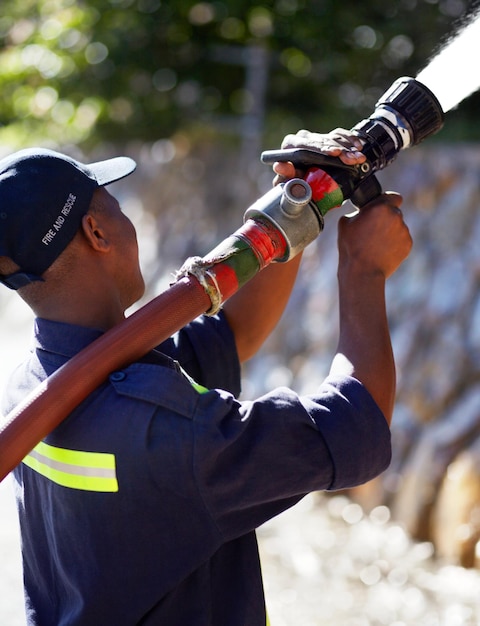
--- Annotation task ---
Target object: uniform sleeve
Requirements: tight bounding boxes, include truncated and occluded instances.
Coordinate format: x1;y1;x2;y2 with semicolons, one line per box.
192;374;391;540
157;311;241;397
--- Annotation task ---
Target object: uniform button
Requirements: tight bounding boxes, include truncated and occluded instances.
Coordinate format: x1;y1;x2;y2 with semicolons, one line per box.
110;371;126;382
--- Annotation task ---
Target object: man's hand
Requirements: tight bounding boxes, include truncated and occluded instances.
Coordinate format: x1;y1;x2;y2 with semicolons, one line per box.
273;128;366;184
338;191;412;280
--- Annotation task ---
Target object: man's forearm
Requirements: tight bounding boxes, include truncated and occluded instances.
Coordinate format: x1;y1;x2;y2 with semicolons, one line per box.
330;267;395;424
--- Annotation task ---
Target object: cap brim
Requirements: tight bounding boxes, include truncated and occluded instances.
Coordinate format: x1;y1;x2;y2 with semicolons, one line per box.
88;156;137;186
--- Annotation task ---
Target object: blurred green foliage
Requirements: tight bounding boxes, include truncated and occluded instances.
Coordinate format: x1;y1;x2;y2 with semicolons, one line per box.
0;0;478;152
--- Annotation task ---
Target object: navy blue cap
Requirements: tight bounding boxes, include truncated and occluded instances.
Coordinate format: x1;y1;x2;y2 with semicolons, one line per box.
0;148;137;289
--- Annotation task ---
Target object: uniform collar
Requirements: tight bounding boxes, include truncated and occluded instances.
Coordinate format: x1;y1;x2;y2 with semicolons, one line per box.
33;317;103;359
32;317;178;370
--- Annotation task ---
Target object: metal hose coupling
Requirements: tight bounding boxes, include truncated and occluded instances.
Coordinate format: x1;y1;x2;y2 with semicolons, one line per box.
244;178;323;262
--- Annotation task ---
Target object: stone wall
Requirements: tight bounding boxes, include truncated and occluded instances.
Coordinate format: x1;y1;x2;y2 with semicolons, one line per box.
375;145;480;567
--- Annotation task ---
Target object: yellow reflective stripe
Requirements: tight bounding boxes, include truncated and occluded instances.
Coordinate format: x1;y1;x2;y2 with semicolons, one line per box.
23;441;118;492
178;364;209;394
190;380;210;394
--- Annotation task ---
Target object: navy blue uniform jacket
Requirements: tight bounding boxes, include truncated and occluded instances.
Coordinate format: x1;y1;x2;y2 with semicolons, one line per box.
2;313;391;625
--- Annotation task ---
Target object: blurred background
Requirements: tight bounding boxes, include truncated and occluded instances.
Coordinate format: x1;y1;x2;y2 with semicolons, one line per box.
2;0;480;624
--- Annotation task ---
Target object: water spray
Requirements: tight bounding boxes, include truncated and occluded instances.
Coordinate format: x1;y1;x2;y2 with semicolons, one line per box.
417;8;480;113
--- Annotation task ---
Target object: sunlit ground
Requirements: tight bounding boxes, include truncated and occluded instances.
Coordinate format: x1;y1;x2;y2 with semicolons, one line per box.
259;494;480;626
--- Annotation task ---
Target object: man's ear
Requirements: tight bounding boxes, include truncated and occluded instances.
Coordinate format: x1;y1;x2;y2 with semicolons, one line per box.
80;213;110;252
